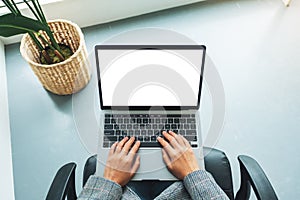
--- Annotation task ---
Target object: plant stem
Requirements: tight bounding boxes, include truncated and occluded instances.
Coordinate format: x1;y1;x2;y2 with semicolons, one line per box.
2;0;18;15
11;0;21;14
28;32;54;64
23;0;40;21
38;33;65;61
31;0;45;23
29;0;64;59
34;0;47;23
41;50;52;64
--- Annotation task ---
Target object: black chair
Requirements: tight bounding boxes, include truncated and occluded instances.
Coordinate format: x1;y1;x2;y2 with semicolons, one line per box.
46;147;278;200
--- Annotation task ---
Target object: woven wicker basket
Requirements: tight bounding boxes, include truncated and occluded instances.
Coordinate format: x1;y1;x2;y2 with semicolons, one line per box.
20;20;91;95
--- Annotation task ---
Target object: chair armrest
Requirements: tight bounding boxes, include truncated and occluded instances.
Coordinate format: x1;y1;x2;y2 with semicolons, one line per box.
46;162;77;200
83;155;97;187
235;155;278;200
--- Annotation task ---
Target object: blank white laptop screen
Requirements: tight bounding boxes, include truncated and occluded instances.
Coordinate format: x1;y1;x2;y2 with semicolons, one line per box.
96;46;205;108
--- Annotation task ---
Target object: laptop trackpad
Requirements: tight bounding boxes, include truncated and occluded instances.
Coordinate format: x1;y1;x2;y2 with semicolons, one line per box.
133;149;177;180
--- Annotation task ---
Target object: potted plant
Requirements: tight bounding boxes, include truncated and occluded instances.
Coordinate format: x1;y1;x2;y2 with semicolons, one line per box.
0;0;91;95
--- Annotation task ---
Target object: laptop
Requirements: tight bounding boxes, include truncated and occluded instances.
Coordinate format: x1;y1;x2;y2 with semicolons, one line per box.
95;44;206;180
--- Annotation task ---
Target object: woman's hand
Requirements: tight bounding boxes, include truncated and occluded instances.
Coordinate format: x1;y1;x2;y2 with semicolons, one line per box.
157;131;200;180
103;137;140;186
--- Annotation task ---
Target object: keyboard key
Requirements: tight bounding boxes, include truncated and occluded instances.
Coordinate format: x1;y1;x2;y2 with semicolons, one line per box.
158;124;164;129
127;124;132;129
143;118;148;123
154;130;160;135
172;130;178;133
186;130;197;135
180;118;186;123
135;130;141;135
140;124;145;129
168;118;173;123
124;118;129;123
148;130;153;135
184;135;197;142
138;136;144;141
104;125;113;129
182;114;190;117
133;124;138;129
121;124;126;129
105;118;110;123
104;136;118;142
116;130;121;135
103;142;110;148
104;130;114;135
171;124;177;129
117;118;123;123
140;142;161;147
167;114;181;118
141;130;147;135
191;143;198;148
114;124;119;129
151;136;157;141
191;123;196;129
184;124;190;129
144;136;150;141
174;118;180;123
187;118;196;123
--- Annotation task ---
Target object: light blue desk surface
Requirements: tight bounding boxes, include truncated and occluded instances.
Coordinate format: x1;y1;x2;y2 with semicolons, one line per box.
5;0;300;199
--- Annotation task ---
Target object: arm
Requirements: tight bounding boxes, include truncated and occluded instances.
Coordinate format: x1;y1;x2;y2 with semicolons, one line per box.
158;131;228;200
183;170;229;200
78;137;140;200
77;176;122;200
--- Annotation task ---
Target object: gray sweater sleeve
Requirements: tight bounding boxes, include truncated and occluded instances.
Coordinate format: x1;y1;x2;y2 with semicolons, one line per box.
77;175;122;200
183;170;229;200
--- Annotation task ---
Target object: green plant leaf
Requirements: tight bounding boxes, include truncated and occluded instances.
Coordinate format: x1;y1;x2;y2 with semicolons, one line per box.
0;13;48;37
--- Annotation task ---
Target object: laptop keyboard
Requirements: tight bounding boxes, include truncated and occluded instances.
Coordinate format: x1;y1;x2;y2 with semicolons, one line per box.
103;114;198;148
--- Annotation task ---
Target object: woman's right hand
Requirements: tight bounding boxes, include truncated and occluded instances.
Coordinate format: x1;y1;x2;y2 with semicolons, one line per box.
157;131;201;180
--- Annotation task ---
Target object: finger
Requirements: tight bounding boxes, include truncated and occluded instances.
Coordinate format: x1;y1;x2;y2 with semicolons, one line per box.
131;155;140;174
162;131;174;143
157;136;175;156
168;130;184;146
129;140;140;155
157;135;169;148
116;136;129;153
180;134;191;147
163;131;179;149
109;141;118;155
161;148;172;167
168;130;177;137
173;132;185;146
122;136;135;154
